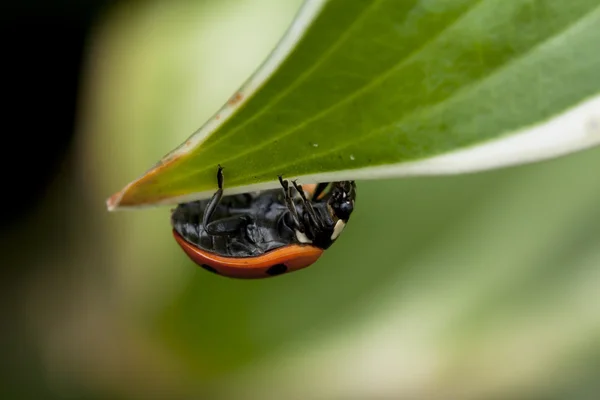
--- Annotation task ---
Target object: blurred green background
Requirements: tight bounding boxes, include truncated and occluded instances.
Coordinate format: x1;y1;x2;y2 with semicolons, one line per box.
3;0;600;399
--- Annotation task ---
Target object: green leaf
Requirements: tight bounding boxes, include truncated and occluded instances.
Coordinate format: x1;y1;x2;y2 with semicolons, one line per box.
108;0;600;210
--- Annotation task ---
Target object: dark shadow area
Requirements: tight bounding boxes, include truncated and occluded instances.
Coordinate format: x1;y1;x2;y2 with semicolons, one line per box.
0;1;114;398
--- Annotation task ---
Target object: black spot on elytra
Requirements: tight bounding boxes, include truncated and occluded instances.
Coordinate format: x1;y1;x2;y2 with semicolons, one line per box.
201;264;219;274
266;264;288;276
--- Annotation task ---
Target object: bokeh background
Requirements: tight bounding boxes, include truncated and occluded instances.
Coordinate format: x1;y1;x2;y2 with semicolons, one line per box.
3;0;600;399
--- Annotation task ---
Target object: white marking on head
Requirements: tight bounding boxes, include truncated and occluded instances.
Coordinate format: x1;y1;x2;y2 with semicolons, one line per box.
330;220;346;241
296;230;312;244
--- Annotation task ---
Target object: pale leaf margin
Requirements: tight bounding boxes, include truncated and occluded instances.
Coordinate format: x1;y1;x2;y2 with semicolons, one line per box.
106;0;600;211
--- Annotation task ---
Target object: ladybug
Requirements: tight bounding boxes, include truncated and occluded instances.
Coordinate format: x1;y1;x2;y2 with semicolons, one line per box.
171;166;356;279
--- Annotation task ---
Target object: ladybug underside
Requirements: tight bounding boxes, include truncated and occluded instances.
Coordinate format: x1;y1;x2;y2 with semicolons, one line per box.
170;173;355;279
171;189;320;258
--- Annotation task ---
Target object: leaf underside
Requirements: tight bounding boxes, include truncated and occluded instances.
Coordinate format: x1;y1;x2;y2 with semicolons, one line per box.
108;0;600;209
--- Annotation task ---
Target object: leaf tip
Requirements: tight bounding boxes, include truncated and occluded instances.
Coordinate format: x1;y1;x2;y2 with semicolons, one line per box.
106;190;123;211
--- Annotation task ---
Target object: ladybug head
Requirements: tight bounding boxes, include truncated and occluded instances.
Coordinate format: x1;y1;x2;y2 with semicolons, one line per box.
290;180;356;250
327;181;356;222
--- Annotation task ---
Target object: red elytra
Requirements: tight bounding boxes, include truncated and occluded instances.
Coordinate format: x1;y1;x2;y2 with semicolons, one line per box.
172;230;324;279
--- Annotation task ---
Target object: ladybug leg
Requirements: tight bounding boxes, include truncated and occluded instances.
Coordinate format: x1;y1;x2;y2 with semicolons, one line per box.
291;180;324;229
202;165;224;229
206;214;253;236
311;182;329;201
278;176;304;232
